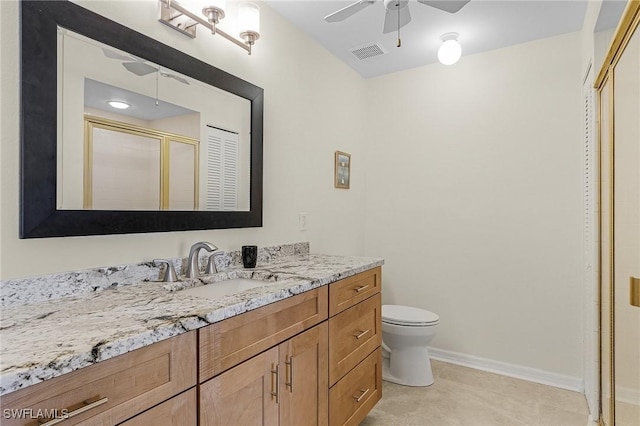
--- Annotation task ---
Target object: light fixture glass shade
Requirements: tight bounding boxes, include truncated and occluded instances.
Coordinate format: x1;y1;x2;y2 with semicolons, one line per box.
181;0;225;16
438;39;462;65
239;3;260;36
203;0;226;11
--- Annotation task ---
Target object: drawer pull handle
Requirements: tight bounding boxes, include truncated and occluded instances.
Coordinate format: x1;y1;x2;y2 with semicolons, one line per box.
353;329;370;340
39;396;109;426
285;356;294;392
271;364;280;403
352;388;370;403
354;284;370;293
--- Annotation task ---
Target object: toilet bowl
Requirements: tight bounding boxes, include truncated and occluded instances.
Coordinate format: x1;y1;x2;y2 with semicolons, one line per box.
381;305;439;387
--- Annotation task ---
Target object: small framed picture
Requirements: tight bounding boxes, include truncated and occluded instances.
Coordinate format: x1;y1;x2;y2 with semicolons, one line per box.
334;151;351;189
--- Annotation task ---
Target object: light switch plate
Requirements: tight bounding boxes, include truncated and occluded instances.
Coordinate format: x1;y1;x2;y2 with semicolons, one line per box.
299;212;308;231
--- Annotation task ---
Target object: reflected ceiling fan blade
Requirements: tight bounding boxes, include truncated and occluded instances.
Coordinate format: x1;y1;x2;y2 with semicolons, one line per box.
102;48;135;61
122;62;157;76
324;0;375;23
382;6;411;34
417;0;470;14
160;71;190;85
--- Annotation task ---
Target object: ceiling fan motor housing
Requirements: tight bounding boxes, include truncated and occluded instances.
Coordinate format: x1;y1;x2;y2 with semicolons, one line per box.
384;0;409;11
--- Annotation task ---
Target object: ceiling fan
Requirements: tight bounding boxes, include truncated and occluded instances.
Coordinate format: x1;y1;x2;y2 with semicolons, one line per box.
325;0;470;40
102;48;190;85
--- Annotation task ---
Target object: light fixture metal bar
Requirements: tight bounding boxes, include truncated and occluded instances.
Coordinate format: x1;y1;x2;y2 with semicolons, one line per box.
159;0;251;54
158;2;197;38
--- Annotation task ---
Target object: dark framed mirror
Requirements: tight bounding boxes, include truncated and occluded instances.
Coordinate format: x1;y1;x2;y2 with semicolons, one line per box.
20;0;263;238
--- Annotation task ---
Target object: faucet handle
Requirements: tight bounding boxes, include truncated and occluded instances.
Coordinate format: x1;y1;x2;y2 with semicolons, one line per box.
205;252;224;275
153;259;179;282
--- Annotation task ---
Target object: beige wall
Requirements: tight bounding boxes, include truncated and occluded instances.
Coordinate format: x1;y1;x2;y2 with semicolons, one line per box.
0;0;367;279
363;32;584;377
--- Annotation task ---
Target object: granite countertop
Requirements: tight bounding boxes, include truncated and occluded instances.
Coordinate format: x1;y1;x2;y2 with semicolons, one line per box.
0;253;383;396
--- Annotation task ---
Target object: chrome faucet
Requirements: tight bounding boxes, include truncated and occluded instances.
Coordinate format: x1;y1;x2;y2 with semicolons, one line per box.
186;241;217;278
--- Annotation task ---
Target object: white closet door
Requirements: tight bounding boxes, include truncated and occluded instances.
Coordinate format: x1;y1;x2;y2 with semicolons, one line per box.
206;126;239;211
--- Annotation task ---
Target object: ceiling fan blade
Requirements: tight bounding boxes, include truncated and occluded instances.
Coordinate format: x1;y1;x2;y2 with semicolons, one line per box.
324;0;374;23
417;0;470;14
122;62;157;76
161;72;190;85
382;6;412;34
102;48;134;61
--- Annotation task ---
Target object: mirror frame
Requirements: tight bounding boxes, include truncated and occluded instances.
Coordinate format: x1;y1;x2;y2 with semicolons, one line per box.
20;0;263;238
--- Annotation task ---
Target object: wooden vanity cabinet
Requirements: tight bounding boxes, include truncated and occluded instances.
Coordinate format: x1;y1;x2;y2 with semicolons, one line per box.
328;266;382;426
1;331;197;426
198;287;329;426
197;267;382;426
199;323;328;426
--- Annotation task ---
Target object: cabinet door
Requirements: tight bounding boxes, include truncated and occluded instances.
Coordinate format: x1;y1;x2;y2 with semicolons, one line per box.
279;323;328;426
199;347;279;426
119;388;196;426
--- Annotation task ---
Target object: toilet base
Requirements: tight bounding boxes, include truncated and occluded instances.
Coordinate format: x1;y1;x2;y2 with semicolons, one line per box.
382;347;434;387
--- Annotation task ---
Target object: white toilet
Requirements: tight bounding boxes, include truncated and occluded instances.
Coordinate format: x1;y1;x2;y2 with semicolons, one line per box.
381;304;440;387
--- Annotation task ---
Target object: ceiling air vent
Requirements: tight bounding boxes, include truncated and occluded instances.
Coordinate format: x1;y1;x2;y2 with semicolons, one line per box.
349;42;387;61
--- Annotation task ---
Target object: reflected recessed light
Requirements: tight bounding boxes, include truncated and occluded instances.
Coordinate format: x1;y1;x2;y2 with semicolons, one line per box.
107;100;130;109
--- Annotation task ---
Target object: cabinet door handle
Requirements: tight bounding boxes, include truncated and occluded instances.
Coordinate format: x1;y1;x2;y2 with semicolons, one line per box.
353;329;370;340
354;284;370;293
270;364;280;403
39;396;109;425
285;356;294;392
352;388;370;403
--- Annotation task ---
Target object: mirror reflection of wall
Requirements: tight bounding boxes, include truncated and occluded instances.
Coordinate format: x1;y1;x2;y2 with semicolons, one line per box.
56;27;251;212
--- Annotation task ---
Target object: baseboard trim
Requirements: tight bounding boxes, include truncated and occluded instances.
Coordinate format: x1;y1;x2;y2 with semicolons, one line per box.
616;385;640;405
428;347;585;393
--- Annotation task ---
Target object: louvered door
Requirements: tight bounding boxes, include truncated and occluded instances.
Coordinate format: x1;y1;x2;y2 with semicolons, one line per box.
206;125;239;211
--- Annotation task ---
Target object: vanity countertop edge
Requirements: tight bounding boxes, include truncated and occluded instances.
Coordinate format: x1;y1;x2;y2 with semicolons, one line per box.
0;254;384;396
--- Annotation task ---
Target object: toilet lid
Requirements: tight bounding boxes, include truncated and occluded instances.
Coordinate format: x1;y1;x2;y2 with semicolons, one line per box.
382;305;439;326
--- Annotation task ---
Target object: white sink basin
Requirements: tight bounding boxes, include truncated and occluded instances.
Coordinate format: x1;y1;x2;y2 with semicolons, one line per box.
179;278;269;299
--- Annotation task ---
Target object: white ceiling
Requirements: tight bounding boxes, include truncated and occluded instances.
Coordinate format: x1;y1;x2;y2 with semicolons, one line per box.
85;78;196;121
263;0;622;78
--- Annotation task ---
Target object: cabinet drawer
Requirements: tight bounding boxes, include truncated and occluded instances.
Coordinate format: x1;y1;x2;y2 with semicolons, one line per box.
199;287;328;382
1;331;196;426
329;267;381;316
119;388;197;426
329;293;381;386
329;348;382;426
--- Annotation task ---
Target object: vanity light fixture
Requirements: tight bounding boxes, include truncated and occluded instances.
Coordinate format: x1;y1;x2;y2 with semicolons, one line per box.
107;101;131;109
158;0;261;55
202;0;226;34
437;32;462;65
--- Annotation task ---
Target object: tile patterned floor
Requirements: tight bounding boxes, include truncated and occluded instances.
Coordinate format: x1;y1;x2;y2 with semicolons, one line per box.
360;360;590;426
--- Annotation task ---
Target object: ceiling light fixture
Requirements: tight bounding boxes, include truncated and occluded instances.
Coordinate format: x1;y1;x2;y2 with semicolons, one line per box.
107;101;131;109
437;32;462;65
158;0;260;55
